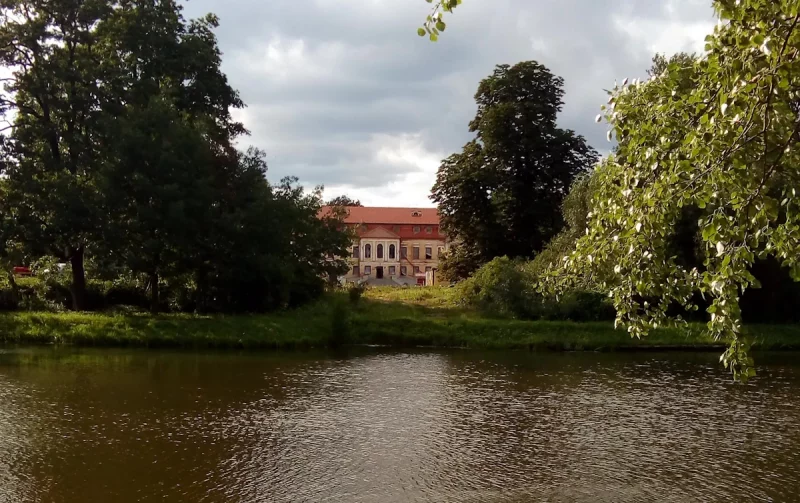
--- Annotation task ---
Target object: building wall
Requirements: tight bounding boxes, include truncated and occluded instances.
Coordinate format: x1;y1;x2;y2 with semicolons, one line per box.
344;235;448;282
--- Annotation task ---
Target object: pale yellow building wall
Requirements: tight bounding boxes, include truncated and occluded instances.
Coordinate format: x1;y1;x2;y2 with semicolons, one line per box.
343;237;448;282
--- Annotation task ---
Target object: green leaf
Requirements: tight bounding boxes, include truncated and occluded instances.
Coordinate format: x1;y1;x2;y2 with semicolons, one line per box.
436;21;446;31
417;28;426;37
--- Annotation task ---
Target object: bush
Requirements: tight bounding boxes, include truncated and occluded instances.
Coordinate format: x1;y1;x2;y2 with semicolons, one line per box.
458;257;535;318
458;256;615;322
535;291;615;322
348;283;365;304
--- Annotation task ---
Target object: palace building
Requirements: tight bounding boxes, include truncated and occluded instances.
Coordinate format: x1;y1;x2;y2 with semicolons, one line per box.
322;206;448;286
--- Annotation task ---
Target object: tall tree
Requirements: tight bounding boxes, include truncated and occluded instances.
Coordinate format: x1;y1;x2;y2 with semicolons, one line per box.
100;98;216;313
550;0;800;379
432;61;598;279
0;0;109;310
0;0;244;310
190;150;350;313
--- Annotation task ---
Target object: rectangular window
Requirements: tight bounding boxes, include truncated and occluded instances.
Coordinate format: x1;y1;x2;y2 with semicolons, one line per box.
352;245;359;259
400;266;407;276
401;247;408;259
413;247;420;260
425;266;432;272
364;266;372;276
437;247;444;258
414;266;420;274
353;266;360;276
388;266;396;276
425;247;432;260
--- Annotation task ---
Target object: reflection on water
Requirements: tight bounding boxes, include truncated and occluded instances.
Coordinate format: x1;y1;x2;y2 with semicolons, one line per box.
0;347;799;502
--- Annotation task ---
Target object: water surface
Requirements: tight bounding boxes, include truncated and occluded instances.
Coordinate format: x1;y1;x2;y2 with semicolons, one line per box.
1;347;798;502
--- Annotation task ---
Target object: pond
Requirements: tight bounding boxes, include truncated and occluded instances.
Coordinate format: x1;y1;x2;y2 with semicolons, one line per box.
0;347;799;502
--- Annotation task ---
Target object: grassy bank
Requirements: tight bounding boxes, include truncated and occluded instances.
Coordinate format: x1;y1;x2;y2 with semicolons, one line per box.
0;289;799;351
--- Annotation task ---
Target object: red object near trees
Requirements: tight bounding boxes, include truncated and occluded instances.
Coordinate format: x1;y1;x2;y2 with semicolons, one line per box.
12;266;31;276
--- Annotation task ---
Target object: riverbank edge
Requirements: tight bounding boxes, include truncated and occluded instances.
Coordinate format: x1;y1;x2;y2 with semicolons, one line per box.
0;301;799;352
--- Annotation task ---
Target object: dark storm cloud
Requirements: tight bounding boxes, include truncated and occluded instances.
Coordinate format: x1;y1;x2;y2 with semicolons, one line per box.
182;0;715;202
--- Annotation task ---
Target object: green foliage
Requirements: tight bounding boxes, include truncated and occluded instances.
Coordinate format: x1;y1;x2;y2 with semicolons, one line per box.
100;97;217;312
0;0;350;315
526;174;599;281
457;257;535;318
418;0;461;41
348;283;366;304
0;0;247;310
540;291;615;322
457;256;614;322
547;0;800;379
326;195;363;207
439;241;484;282
432;62;598;279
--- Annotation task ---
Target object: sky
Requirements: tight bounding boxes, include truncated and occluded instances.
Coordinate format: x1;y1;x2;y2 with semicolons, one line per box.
182;0;716;207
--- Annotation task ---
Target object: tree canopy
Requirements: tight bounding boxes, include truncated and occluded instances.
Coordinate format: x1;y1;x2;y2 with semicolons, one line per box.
548;0;800;379
432;61;598;279
326;195;363;207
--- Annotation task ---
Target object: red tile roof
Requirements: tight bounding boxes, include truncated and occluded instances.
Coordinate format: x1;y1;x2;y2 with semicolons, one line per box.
321;206;440;225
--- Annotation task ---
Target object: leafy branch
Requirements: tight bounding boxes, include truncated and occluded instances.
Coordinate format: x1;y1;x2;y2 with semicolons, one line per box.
417;0;462;41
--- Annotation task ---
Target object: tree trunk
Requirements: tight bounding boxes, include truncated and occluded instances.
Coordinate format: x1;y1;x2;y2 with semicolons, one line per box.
149;271;159;314
7;272;19;306
69;247;87;311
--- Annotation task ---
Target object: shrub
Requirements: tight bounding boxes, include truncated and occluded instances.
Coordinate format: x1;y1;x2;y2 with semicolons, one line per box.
458;256;616;322
348;283;365;304
536;290;615;322
458;257;535;318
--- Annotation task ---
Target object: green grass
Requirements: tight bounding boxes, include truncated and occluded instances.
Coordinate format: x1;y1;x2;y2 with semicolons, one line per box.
363;286;462;309
0;292;799;351
0;272;795;353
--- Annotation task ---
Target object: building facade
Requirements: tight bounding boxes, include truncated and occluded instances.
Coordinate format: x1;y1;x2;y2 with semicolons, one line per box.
323;206;448;286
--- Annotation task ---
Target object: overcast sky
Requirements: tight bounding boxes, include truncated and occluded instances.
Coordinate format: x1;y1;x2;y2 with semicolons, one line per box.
182;0;716;207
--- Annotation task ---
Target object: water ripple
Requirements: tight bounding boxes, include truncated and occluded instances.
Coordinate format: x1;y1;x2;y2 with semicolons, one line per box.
0;349;797;502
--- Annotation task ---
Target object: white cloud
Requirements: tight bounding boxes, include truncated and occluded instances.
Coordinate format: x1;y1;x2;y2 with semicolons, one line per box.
613;16;713;57
323;133;443;207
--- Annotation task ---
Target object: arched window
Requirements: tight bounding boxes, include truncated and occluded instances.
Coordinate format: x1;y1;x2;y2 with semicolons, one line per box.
364;244;372;258
377;244;384;259
389;244;396;259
